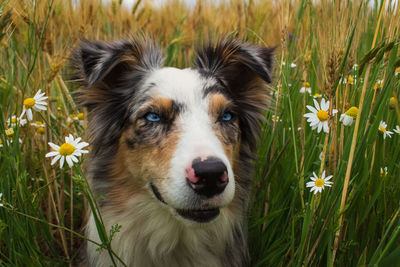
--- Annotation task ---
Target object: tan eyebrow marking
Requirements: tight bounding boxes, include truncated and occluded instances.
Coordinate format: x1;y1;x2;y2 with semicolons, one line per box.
208;93;231;117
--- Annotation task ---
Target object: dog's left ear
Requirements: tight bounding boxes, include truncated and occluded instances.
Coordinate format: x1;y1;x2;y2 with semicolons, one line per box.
195;39;274;86
195;39;275;158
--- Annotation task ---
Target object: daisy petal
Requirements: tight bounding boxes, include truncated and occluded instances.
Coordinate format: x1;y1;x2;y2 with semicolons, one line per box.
66;156;73;168
48;142;60;151
317;123;323;133
51;155;61;165
76;142;89;149
313;99;320;110
27;109;33;121
320;98;326;110
46;151;59;157
306;182;315;187
306;105;318;114
71;155;79;163
323;122;329;133
33;105;47;111
60;156;65;168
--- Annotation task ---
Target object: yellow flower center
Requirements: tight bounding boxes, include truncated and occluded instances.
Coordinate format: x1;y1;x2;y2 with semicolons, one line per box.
77;113;84;120
348;77;354;84
303;82;310;88
35;121;43;126
0;139;2;145
11;117;17;123
315;178;325;187
5;128;14;137
59;143;75;156
345;106;359;119
38;127;45;134
396;67;400;73
317;110;329;121
23;98;36;109
379;126;386;133
314;93;320;97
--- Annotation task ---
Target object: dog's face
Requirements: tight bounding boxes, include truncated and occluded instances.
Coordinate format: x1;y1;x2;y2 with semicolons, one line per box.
122;67;238;222
74;38;273;224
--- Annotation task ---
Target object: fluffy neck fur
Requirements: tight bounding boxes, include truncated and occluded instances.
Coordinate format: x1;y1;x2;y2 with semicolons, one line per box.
85;193;246;267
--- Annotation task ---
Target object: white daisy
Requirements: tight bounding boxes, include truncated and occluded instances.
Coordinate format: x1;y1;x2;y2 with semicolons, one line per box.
300;82;311;94
393;125;400;134
272;115;281;122
20;89;48;121
300;87;311;94
0;139;3;148
45;134;89;168
8;115;27;127
67;113;85;125
313;93;322;99
341;76;356;85
353;64;358;71
31;121;46;134
380;167;388;177
378;121;393;139
347;76;356;85
306;170;333;194
304;98;338;133
340;106;358;126
395;67;400;76
0;193;3;207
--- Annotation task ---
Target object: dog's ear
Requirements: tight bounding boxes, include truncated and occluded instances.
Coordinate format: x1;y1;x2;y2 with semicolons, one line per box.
195;39;274;86
72;38;163;109
71;38;163;153
195;39;274;160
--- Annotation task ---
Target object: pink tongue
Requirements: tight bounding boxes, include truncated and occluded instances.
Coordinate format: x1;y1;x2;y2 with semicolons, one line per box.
186;167;199;184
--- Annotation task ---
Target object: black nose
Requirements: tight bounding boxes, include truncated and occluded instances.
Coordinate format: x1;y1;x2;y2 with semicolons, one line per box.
187;157;228;198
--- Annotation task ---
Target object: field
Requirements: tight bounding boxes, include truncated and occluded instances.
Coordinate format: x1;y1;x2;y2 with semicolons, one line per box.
0;0;400;266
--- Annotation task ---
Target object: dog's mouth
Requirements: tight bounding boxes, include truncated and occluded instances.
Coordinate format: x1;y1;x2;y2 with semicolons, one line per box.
150;183;220;223
175;208;220;223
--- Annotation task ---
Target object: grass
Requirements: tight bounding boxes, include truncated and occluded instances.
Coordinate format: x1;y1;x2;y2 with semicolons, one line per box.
0;0;399;266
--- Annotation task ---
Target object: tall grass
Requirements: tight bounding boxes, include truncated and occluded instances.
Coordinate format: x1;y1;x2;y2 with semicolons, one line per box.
0;0;399;266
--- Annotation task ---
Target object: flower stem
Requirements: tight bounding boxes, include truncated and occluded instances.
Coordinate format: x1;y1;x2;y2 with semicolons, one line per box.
330;0;386;265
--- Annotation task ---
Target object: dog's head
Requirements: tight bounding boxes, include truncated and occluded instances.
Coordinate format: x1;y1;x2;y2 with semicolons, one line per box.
73;37;273;224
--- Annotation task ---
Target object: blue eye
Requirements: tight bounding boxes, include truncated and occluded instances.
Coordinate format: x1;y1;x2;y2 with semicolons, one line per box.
145;113;161;122
221;112;233;121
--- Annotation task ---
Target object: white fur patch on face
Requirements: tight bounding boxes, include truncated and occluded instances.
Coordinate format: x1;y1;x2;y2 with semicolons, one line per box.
141;67;235;211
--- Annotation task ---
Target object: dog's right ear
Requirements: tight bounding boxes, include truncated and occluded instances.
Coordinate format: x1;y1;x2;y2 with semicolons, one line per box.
71;38;163;109
70;38;163;153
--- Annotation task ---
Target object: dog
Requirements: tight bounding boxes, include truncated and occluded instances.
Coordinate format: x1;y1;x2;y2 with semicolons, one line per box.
72;36;273;267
